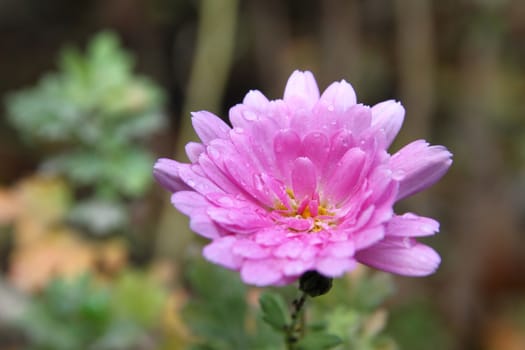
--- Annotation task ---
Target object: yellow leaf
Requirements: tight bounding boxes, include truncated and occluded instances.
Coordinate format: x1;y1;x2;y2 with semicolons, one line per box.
9;228;96;292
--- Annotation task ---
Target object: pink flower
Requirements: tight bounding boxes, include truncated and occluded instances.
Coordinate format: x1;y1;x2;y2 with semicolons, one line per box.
154;71;452;286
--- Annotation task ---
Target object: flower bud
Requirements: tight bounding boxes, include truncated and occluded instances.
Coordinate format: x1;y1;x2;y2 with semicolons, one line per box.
299;270;333;297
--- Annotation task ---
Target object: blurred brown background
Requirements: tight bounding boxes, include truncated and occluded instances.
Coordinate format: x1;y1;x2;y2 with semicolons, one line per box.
1;1;524;349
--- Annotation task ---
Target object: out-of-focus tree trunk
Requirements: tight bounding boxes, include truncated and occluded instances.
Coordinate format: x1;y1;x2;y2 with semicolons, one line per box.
394;0;435;141
444;5;522;348
249;0;290;97
320;0;362;86
155;0;239;258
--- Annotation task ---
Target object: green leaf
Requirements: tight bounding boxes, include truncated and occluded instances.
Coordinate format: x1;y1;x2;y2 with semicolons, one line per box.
296;333;343;350
259;292;290;332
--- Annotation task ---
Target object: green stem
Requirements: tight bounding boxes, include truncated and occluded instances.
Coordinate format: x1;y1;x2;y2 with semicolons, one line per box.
286;292;308;349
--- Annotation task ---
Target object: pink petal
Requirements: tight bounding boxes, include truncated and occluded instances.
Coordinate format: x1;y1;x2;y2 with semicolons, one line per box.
355;237;441;276
191;111;231;144
386;213;439;237
242;90;270;110
207;205;271;234
232;239;270;259
323;130;355;177
185;142;205;163
302;132;330;171
273;239;306;259
230;123;277;177
273;129;302;183
282;259;314;276
240;259;283;286
390;140;453;200
352;225;385;250
347;104;372;136
203;236;242;269
171;191;220;239
177;164;223;195
316;257;356;277
324;148;366;204
153;158;192;192
371;100;405;147
255;228;288;246
198;153;242;194
291;157;317;200
283;70;320;110
323;241;355;258
318;80;357;112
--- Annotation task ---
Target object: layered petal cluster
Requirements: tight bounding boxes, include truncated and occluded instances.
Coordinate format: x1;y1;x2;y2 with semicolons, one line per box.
154;71;452;286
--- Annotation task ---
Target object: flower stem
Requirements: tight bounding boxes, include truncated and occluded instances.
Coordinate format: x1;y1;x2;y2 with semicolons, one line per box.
286;292;308;349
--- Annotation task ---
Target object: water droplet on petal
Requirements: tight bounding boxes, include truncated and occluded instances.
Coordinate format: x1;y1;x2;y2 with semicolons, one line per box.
327;105;334;111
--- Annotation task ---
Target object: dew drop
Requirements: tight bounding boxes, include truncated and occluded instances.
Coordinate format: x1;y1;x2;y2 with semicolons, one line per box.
327;105;334;112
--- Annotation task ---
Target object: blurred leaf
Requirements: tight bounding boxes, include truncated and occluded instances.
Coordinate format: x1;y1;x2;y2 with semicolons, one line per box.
385;300;452;350
14;176;71;233
259;292;290;332
5;30;165;204
68;199;127;235
8;229;95;292
0;188;19;225
183;259;250;349
296;332;342;350
111;270;168;328
19;274;112;350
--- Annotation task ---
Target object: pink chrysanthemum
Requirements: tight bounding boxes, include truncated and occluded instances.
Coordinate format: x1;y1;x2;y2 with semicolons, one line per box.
154;71;452;286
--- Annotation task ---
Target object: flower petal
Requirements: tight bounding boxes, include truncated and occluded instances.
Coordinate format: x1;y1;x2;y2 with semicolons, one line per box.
324;148;366;204
185;142;205;163
273;239;306;259
283;70;320;110
232;239;270;259
273;129;302;183
240;259;283;286
242;90;270;111
171;191;220;239
386;213;439;237
207;204;271;234
191;111;231;144
347;104;372;136
291;157;317;200
302;132;330;171
177;164;223;195
390;140;453;200
319;80;357;112
355;237;441;276
203;236;242;269
316;257;356;277
153;158;192;192
371;100;405;147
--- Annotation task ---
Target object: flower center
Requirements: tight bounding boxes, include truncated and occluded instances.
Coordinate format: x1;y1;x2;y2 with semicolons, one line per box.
272;188;337;233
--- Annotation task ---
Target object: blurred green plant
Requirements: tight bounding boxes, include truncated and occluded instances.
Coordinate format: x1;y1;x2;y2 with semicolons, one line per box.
18;272;169;350
182;259;281;350
385;299;452;350
302;269;397;350
5;31;165;234
181;259;397;350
